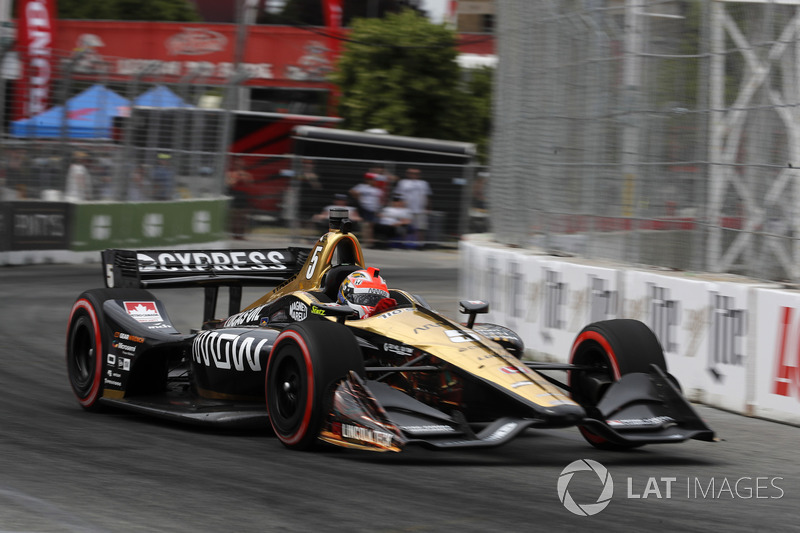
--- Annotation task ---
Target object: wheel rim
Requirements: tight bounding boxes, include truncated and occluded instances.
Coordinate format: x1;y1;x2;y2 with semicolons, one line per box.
69;317;96;397
571;338;636;448
275;356;302;421
269;347;307;435
570;342;613;406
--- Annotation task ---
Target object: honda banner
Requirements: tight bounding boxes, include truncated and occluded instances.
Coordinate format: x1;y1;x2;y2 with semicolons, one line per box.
322;0;343;29
16;0;56;119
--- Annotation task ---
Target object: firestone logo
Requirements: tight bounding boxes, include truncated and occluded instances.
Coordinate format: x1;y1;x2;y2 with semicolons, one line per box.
557;459;614;516
166;28;227;56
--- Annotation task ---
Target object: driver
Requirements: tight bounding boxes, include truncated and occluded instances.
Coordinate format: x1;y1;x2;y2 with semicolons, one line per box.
337;267;394;319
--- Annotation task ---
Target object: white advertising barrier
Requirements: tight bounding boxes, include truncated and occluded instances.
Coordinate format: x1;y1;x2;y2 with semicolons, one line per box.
458;239;482;303
623;270;766;411
460;239;539;351
698;279;763;413
460;236;800;424
459;239;626;363
458;239;510;318
752;288;800;425
524;256;624;363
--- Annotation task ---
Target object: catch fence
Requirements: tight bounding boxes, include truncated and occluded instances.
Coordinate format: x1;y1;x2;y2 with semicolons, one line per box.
492;0;800;282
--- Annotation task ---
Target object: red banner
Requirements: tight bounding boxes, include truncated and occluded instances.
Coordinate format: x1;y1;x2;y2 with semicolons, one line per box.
321;0;343;65
43;21;492;88
16;0;57;119
322;0;343;29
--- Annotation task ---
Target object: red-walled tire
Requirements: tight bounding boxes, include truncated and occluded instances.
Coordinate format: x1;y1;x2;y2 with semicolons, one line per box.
66;292;109;411
66;288;156;411
265;321;363;450
568;319;667;450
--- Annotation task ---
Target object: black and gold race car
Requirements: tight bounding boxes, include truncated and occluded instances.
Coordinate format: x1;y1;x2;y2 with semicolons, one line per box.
66;210;714;452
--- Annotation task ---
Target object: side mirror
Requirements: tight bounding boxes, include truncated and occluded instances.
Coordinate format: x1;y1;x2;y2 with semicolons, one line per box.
459;300;489;329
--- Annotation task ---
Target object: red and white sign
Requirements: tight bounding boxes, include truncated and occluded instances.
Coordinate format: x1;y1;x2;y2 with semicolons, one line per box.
774;306;800;398
124;301;163;323
165;27;227;56
322;0;343;29
16;0;56;119
42;20;493;88
752;288;800;425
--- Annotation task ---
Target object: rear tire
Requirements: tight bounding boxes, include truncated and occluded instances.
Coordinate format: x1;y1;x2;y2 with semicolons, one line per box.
66;288;156;411
266;321;364;450
568;319;667;450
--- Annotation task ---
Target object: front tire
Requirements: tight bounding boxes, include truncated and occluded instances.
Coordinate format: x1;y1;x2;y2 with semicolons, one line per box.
266;321;364;450
568;319;667;450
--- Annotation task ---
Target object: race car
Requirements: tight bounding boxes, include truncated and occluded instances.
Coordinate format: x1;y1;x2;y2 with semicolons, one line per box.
66;209;715;452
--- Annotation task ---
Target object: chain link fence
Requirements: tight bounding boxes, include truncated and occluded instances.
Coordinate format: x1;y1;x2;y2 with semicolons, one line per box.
492;0;800;282
1;48;238;204
1;48;484;249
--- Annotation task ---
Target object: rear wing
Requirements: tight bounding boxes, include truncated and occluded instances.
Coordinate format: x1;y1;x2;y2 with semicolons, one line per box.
102;248;311;289
102;247;311;320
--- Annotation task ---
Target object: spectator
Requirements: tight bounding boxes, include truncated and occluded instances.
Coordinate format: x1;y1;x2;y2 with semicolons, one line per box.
89;146;115;200
127;163;150;202
365;164;396;206
312;193;362;232
64;151;93;202
298;158;322;190
349;172;383;247
151;153;176;200
5;148;30;199
32;152;61;198
226;157;254;240
374;194;412;248
297;158;324;219
394;167;431;244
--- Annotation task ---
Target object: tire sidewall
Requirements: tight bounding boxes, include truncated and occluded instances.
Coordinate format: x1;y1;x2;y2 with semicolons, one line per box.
66;297;106;409
568;319;667;449
66;288;157;411
266;321;363;450
266;329;316;447
569;319;667;390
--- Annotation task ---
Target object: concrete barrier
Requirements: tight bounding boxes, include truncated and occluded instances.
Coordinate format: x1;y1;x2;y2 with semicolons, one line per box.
459;234;800;426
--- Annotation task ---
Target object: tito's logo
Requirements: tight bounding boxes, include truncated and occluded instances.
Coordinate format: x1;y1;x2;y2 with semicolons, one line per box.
557;459;614;516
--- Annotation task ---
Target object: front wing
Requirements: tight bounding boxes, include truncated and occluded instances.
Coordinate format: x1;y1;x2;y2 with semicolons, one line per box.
318;366;715;452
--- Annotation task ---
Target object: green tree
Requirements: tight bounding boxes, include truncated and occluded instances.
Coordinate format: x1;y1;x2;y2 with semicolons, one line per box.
330;10;491;157
56;0;200;21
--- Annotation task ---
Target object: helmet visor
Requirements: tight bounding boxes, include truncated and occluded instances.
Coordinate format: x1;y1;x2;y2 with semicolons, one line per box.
349;289;389;307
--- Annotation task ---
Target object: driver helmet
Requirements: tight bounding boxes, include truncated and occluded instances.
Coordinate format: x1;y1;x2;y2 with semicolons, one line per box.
337;267;390;319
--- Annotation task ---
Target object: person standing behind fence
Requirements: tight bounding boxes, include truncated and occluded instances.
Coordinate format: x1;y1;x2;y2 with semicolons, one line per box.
349;172;383;247
394;167;431;244
374;194;412;248
151;153;176;200
127;163;150;201
226;157;254;240
64;151;93;202
366;165;396;206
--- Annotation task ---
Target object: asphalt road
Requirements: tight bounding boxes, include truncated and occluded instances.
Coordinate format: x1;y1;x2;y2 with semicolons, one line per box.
0;240;798;532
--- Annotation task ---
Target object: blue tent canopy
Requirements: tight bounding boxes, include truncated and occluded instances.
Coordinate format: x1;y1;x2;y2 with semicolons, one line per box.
133;85;192;108
10;85;130;139
9;85;193;139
